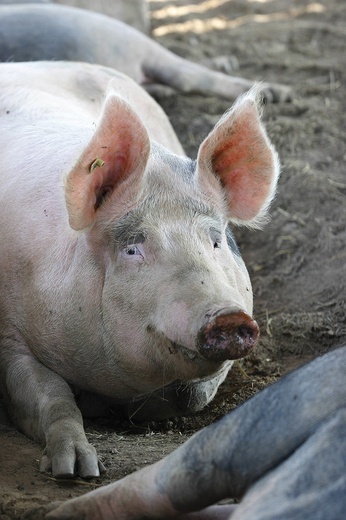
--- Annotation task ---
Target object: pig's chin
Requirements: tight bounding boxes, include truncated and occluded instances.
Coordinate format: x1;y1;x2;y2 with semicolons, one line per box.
169;341;202;362
148;327;227;377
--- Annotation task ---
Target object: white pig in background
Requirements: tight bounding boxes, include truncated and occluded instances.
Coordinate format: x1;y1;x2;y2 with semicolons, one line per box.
0;3;291;102
0;60;279;479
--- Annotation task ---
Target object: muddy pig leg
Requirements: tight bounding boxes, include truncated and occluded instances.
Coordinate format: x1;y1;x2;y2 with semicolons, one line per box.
230;407;346;520
0;344;102;479
46;347;346;519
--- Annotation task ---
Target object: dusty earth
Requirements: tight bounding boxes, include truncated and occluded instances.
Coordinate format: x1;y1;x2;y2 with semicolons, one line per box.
1;0;345;518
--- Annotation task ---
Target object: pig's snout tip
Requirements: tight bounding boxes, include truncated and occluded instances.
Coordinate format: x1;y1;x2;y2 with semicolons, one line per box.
196;311;259;362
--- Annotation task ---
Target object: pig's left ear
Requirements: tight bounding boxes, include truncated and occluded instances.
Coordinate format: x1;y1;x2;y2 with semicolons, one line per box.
196;89;280;227
65;95;150;231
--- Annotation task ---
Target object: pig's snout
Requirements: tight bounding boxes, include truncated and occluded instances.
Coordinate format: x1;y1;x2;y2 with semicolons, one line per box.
196;310;259;361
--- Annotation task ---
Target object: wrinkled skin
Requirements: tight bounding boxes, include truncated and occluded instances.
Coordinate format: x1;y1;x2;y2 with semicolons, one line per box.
0;60;279;478
45;346;346;520
0;3;291;102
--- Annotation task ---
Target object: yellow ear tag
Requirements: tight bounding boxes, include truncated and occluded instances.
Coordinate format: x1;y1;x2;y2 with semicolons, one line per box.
89;158;105;173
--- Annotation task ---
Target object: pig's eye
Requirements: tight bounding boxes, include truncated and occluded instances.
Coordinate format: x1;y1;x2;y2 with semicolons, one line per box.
210;227;222;250
125;245;141;256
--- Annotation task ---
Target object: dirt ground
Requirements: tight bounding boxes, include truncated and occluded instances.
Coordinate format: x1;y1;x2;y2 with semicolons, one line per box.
1;0;345;518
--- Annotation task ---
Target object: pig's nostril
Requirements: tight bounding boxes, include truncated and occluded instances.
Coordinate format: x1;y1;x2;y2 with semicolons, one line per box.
237;324;255;341
196;311;259;362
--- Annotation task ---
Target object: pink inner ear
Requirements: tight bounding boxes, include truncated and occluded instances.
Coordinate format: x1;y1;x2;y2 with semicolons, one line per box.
198;97;279;224
65;96;150;231
212;109;276;220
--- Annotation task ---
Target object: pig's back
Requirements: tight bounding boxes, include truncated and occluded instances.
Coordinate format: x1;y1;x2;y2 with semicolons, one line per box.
0;62;99;231
0;61;183;161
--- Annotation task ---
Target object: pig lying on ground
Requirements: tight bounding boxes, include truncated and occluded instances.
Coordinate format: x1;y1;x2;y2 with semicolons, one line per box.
0;60;279;478
0;3;291;102
45;346;346;520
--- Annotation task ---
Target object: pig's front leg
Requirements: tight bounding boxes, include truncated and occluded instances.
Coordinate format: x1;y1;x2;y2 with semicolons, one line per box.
0;344;101;478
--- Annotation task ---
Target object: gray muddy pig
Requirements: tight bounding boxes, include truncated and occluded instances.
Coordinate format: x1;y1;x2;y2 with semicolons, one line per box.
0;60;279;478
46;346;346;520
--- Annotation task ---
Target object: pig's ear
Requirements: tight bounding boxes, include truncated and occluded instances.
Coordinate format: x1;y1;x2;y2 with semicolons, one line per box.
65;95;150;231
196;89;280;227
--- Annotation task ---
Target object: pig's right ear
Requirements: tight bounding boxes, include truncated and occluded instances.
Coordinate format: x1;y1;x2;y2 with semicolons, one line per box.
65;95;150;231
196;89;280;228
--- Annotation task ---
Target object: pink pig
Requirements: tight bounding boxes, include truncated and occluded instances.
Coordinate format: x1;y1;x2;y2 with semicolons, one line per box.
0;61;279;478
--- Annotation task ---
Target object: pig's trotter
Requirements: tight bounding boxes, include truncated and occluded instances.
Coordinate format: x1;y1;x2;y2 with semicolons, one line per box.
0;345;102;479
39;419;102;479
260;83;293;103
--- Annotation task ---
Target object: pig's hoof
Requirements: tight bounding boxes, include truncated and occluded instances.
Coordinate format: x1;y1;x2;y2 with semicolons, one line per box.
39;442;105;479
203;55;240;74
260;84;292;103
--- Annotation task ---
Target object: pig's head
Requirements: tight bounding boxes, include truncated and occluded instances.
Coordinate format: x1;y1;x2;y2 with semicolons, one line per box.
64;89;279;396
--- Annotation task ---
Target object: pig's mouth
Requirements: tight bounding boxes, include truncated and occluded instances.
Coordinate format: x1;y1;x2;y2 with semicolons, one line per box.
168;341;201;362
149;327;222;370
